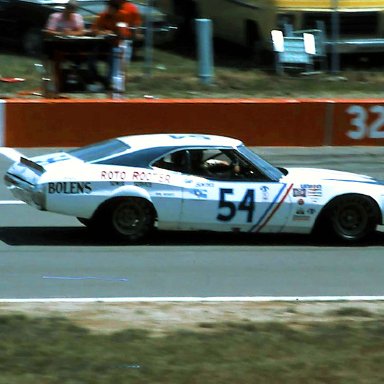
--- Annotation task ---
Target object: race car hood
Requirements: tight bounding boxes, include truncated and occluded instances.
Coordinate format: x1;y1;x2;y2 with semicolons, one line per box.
281;167;382;185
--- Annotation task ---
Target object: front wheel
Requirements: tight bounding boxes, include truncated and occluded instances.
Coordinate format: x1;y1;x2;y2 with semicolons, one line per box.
319;195;379;243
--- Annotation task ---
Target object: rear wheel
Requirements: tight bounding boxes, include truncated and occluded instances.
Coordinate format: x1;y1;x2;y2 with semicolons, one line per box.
104;198;155;242
318;195;379;242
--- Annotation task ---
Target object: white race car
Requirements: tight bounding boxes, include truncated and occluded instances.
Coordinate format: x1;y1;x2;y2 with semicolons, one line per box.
4;134;384;243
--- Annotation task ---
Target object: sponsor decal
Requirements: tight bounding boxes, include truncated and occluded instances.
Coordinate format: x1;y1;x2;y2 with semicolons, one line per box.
154;192;175;197
293;188;306;197
196;182;214;188
132;171;170;184
169;134;211;140
193;189;208;198
294;207;316;220
101;170;127;180
134;182;152;188
293;215;310;221
300;184;322;197
38;153;72;165
100;170;171;184
260;186;270;201
48;182;92;194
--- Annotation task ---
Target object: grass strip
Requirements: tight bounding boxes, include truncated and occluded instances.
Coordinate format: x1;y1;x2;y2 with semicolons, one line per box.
1;48;384;99
0;314;383;383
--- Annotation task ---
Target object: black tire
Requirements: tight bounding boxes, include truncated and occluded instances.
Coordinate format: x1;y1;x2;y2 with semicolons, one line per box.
105;198;155;242
22;28;43;56
320;195;379;243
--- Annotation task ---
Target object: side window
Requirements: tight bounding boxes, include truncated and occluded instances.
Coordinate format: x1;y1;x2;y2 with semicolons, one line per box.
195;149;268;180
222;150;271;181
152;150;189;173
153;149;208;175
192;149;232;178
153;148;271;181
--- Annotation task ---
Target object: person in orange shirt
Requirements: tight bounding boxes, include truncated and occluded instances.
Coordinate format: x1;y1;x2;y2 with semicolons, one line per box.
118;0;143;42
89;0;129;90
92;0;130;43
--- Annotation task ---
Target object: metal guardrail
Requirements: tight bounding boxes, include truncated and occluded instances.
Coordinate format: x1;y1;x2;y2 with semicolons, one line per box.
325;38;384;54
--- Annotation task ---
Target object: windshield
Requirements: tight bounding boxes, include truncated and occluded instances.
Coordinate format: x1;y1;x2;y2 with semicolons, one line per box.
68;139;130;163
237;145;284;181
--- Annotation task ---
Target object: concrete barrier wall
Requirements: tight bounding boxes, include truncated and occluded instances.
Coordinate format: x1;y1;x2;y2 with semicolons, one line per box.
1;98;384;147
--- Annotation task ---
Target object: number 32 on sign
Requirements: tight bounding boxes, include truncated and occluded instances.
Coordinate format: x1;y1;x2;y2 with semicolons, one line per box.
347;105;384;140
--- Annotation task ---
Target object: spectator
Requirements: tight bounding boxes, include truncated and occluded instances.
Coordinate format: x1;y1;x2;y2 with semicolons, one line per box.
118;0;143;42
44;0;85;93
45;0;85;36
92;0;129;41
90;0;130;90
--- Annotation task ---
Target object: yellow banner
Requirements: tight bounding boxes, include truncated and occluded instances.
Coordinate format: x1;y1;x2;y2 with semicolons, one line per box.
276;0;384;8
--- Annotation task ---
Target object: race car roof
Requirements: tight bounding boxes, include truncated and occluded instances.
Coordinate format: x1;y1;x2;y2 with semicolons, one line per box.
117;134;243;150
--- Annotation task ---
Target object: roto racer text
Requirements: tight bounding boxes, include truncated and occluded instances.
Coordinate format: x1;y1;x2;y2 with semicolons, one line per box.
101;170;171;183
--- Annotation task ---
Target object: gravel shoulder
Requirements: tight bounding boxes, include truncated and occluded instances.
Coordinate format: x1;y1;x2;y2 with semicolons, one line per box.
0;301;382;335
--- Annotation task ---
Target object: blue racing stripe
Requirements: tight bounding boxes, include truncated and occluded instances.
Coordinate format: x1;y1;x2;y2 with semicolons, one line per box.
249;183;287;232
325;178;384;185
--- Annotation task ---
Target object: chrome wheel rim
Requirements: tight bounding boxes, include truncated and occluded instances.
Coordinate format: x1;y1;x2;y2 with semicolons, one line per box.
113;202;145;236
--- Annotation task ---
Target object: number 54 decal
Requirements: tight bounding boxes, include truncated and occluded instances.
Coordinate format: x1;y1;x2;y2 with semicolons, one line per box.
217;188;255;223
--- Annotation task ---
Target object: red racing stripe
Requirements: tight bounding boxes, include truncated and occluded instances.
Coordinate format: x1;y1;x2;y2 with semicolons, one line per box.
256;183;294;232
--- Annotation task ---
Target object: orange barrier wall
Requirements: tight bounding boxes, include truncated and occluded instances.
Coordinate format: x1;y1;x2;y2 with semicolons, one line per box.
3;99;326;147
331;100;384;146
3;98;384;147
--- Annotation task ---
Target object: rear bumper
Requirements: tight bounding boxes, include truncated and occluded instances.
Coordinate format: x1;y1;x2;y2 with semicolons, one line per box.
4;173;45;210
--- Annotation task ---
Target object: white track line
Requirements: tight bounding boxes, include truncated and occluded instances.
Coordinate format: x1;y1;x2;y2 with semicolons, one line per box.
0;200;25;205
1;296;384;303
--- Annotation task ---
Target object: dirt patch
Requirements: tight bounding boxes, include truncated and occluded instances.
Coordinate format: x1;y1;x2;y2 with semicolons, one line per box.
0;301;382;336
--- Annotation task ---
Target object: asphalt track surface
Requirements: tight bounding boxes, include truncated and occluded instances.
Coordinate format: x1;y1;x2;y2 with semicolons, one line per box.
1;147;384;300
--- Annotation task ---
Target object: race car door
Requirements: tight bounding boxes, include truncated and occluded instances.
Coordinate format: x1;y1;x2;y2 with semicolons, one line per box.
180;179;294;233
178;148;294;233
